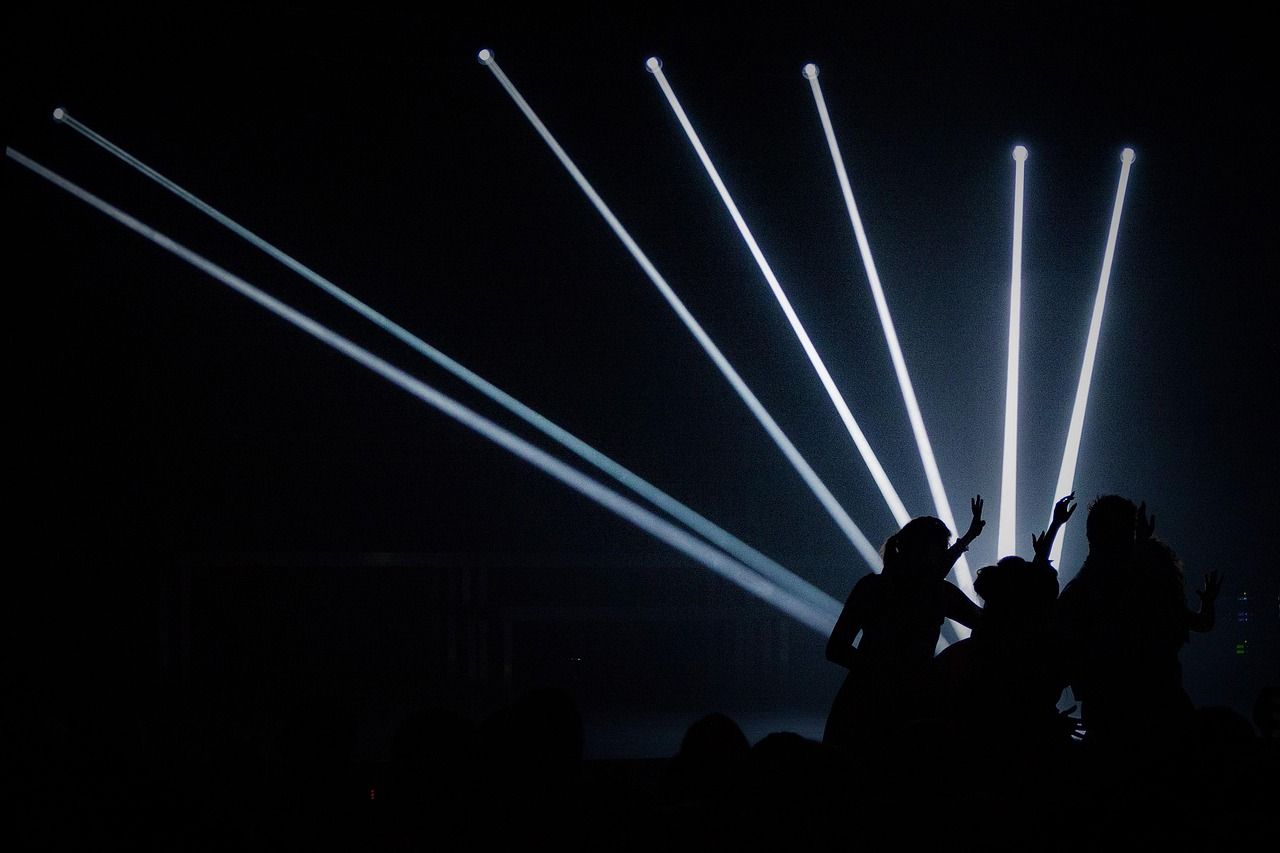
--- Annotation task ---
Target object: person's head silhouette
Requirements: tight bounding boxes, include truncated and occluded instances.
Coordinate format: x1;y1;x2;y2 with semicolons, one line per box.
1085;494;1137;557
975;556;1058;625
882;516;951;581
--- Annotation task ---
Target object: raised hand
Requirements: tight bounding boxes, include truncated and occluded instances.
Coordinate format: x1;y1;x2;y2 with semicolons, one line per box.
963;495;986;543
1052;493;1077;527
1032;529;1050;558
1137;501;1156;541
1197;570;1223;605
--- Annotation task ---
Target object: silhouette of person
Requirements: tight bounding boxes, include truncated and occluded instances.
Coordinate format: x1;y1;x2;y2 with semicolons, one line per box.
936;493;1077;754
1057;496;1221;746
662;713;749;819
823;496;986;748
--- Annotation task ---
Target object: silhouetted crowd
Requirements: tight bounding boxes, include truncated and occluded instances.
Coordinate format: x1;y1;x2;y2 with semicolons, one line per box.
824;492;1220;754
78;495;1280;848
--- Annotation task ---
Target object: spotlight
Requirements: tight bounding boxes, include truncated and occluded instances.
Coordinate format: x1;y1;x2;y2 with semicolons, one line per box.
1049;147;1136;568
802;66;976;601
649;59;913;528
479;53;883;569
50;114;842;620
4;146;840;636
998;145;1028;557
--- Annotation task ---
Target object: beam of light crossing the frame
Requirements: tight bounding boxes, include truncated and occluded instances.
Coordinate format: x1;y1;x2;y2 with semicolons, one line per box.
647;58;911;529
5;146;838;637
50;110;840;623
477;50;883;571
803;63;976;602
1049;148;1136;568
999;146;1029;558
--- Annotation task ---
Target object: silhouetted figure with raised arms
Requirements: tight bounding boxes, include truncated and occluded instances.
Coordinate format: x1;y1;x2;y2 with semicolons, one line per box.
823;497;986;749
936;493;1078;758
1058;496;1222;747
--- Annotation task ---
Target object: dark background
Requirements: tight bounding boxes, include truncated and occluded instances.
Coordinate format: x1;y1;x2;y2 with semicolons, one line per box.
4;3;1275;757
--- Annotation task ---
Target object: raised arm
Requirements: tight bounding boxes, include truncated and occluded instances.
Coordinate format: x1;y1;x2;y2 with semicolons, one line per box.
945;495;986;568
1189;570;1222;632
1032;493;1077;567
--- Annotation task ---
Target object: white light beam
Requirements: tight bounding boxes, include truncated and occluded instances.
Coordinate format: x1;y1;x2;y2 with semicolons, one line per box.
1049;147;1136;568
647;58;911;529
999;146;1028;558
52;108;840;620
803;63;976;600
5;145;839;636
478;50;883;571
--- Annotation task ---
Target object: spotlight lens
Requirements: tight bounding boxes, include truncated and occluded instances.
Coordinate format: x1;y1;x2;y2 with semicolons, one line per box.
1013;145;1028;161
477;49;494;64
645;57;661;72
52;107;66;121
1121;147;1136;163
802;63;819;79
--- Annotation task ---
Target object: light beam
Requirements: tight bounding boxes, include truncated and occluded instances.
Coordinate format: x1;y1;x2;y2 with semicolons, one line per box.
1049;147;1136;568
52;109;840;620
5;146;839;636
803;63;976;602
478;51;883;571
999;146;1028;558
647;58;912;529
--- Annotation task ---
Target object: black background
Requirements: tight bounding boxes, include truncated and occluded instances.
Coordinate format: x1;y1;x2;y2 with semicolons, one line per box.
4;3;1275;750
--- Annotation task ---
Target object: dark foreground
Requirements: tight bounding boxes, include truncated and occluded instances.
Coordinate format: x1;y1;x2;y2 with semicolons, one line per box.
22;701;1278;851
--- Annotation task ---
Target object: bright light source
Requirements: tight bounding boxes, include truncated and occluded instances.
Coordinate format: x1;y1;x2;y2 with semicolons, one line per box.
803;67;976;605
649;61;912;529
645;57;662;72
1049;147;1136;568
479;53;883;570
477;49;494;65
52;107;66;121
802;63;819;80
51;113;842;621
5;145;841;636
998;145;1028;558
